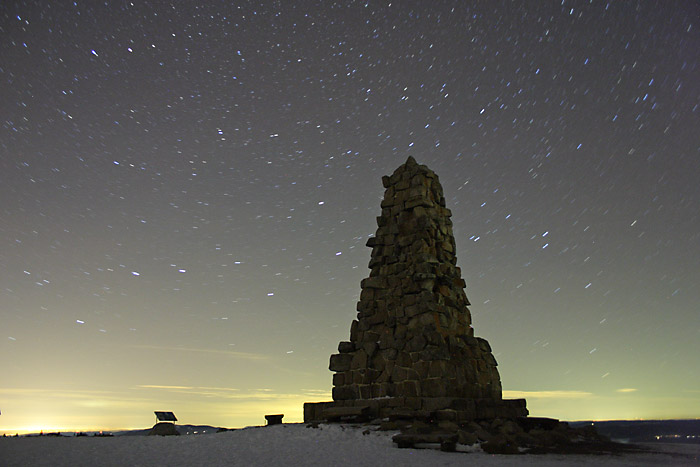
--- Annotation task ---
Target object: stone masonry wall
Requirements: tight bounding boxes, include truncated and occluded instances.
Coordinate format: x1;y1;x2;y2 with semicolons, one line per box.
305;157;527;422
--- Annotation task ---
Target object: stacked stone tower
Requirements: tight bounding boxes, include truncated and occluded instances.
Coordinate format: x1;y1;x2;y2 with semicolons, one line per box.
305;157;526;422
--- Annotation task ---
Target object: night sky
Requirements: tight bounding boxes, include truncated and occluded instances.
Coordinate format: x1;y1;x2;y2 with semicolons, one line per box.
2;1;699;433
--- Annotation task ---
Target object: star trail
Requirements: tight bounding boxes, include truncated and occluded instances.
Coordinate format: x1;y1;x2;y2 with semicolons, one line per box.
1;1;699;433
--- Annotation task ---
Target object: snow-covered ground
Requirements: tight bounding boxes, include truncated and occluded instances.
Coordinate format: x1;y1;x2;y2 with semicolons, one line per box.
1;423;698;466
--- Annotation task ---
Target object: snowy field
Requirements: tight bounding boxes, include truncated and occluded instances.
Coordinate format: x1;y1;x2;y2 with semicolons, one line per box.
1;423;698;466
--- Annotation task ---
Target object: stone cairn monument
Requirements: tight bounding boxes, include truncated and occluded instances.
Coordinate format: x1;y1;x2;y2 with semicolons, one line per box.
304;157;527;424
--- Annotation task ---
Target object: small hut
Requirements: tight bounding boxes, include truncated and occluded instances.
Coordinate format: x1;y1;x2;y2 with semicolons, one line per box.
148;411;180;436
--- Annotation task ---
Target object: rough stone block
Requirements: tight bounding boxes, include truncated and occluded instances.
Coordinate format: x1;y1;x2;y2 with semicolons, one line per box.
421;397;456;412
363;331;379;343
324;405;370;421
455;409;476;422
421;379;447;398
361;341;377;357
396;351;412;367
329;353;352;372
391;365;409;383
435;409;457;421
428;360;446;378
361;276;387;289
477;337;492;353
359;384;371;399
400;380;421;397
387;396;405;407
386;407;416;420
303;402;335;422
349;320;359;341
352;370;363;384
405;396;421;409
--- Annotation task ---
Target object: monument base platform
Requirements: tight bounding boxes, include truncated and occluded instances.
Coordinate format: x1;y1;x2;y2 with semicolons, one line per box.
304;397;527;423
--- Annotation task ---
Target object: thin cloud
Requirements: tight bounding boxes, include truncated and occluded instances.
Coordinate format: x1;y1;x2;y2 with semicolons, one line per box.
129;345;268;360
0;387;155;408
136;385;304;401
137;385;240;393
302;389;332;397
0;388;130;399
198;386;243;392
503;390;593;399
137;385;197;390
616;388;638;393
